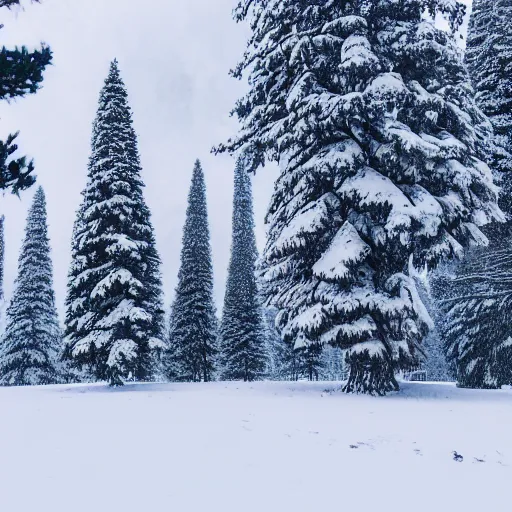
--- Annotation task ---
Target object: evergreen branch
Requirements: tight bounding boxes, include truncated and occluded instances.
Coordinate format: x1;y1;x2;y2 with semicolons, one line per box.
0;44;52;101
0;132;36;195
0;0;40;9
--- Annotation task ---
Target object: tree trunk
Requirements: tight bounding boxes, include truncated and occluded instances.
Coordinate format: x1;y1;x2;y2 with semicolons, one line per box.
343;351;398;395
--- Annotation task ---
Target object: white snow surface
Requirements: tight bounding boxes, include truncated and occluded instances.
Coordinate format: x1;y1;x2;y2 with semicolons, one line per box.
313;221;370;280
0;380;509;512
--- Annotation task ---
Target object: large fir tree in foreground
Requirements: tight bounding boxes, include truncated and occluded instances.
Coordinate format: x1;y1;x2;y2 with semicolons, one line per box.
466;0;512;220
0;187;61;386
165;160;217;382
0;0;51;194
219;158;266;381
64;60;164;386
218;0;502;394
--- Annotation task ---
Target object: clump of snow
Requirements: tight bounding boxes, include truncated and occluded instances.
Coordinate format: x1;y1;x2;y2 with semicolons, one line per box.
347;339;387;358
340;35;379;70
91;269;142;299
313;221;370;281
319;316;377;345
273;193;338;256
107;339;138;367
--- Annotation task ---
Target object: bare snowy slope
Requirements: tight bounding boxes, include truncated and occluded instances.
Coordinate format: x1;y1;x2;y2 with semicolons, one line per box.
0;381;510;512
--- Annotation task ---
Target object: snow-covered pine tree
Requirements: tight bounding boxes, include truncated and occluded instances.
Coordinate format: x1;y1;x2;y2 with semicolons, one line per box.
64;60;165;386
217;0;502;394
165;160;217;382
0;187;61;386
219;158;267;381
0;0;51;194
466;0;512;220
433;242;512;388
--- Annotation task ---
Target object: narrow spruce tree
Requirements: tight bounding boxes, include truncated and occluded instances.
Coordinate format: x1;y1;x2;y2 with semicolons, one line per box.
466;0;512;219
0;0;52;194
219;158;267;381
64;60;165;386
0;187;61;386
217;0;502;394
165;160;217;382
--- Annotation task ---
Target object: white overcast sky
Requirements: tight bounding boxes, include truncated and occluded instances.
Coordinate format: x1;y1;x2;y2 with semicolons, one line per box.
0;0;471;320
0;0;279;318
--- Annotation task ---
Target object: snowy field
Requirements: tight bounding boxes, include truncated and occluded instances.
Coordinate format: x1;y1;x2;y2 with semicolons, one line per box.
0;381;510;512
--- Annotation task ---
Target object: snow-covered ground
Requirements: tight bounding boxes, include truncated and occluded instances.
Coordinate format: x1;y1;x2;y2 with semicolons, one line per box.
0;381;510;512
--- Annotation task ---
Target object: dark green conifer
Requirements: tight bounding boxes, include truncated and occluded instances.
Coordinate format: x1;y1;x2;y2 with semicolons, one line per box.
165;160;217;382
64;60;164;386
219;158;267;381
0;187;61;385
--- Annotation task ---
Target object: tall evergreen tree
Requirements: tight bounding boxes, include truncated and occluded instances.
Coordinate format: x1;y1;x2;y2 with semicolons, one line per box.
0;0;51;194
64;60;164;386
0;187;61;386
466;0;512;219
219;158;267;381
165;160;217;382
217;0;502;394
